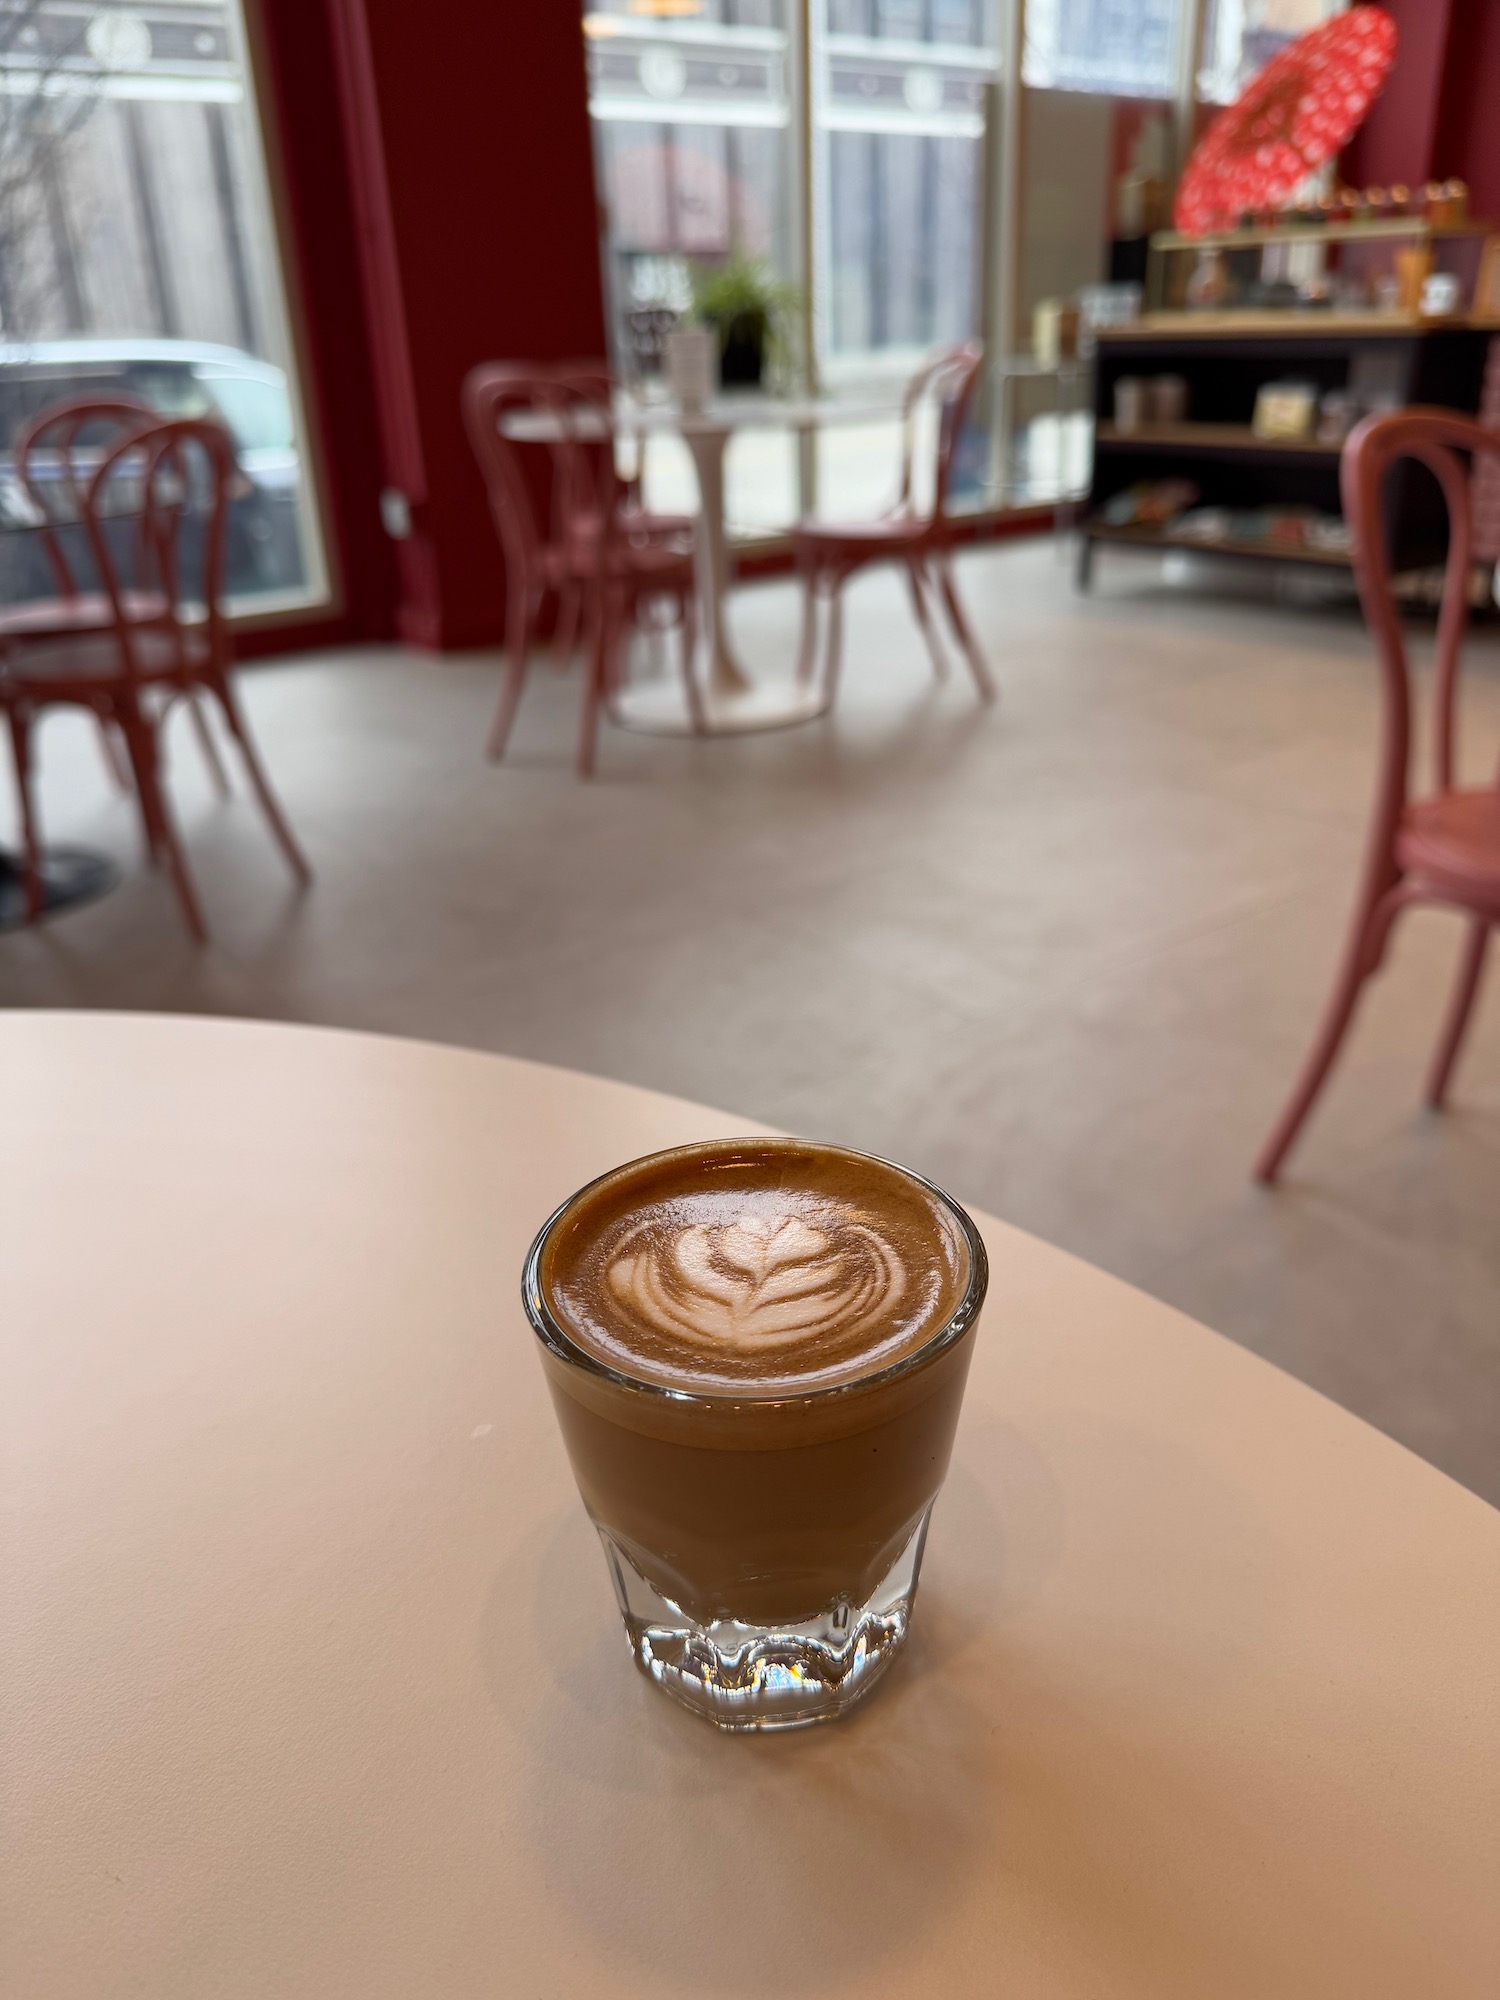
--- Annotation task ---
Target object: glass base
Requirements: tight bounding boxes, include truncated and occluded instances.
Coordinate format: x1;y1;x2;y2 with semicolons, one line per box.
597;1506;933;1731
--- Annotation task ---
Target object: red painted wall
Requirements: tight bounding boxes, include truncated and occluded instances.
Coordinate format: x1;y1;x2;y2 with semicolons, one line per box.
322;0;607;650
1340;0;1455;194
1433;0;1500;221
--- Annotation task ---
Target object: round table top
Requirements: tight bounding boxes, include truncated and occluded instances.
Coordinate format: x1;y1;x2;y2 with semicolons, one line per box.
501;390;901;443
3;1013;1495;1999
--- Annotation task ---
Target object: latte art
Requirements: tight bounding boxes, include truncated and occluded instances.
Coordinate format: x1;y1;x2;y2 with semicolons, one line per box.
608;1211;907;1355
537;1138;972;1393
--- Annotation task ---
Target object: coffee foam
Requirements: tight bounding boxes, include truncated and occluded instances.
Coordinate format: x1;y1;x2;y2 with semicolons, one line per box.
539;1140;971;1394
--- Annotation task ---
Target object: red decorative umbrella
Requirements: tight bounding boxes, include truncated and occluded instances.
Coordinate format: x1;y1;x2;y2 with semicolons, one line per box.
1174;8;1398;236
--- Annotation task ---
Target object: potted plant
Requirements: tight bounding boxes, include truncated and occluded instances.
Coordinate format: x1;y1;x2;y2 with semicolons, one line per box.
689;252;802;390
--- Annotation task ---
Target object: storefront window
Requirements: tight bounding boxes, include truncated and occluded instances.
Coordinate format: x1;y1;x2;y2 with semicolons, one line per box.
816;1;996;374
584;2;798;532
0;0;328;614
584;1;1340;537
1022;0;1180;98
1199;0;1346;105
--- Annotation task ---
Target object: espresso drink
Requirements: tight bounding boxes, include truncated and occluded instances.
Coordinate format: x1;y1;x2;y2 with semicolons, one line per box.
524;1138;987;1728
542;1139;970;1395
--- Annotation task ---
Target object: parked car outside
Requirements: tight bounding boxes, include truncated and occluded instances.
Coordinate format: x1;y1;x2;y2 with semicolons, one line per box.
0;339;306;604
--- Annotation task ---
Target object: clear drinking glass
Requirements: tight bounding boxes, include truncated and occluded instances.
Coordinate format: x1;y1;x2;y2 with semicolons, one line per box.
522;1140;988;1731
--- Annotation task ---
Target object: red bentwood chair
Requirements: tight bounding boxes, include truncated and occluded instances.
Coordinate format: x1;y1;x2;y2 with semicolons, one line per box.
3;396;229;795
463;363;698;775
1255;408;1500;1181
0;417;310;939
792;342;996;710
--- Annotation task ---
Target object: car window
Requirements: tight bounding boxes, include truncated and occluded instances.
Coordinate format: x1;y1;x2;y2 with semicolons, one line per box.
197;370;293;452
124;363;212;419
0;367;130;449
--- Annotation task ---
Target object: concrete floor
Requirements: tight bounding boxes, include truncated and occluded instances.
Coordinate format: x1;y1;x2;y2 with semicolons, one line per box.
3;539;1496;1502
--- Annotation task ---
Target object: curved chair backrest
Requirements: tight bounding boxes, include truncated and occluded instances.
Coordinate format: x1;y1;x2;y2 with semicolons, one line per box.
548;361;631;528
1341;408;1500;843
463;363;554;584
463;361;624;584
14;394;156;598
895;342;985;527
83;416;235;681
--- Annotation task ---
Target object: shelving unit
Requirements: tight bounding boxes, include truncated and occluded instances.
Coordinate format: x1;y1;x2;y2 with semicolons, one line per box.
1143;217;1495;314
1095;421;1341;457
1085;521;1351;567
1079;319;1496;593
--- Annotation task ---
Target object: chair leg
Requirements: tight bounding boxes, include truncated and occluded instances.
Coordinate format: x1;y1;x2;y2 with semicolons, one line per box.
1253;886;1407;1183
796;560;820;686
1425;918;1491;1108
5;705;45;922
95;716;131;790
486;586;538;761
905;559;949;683
578;590;618;778
209;675;311;885
186;689;231;798
933;555;997;703
553;581;583;665
819;580;846;712
116;703;208;942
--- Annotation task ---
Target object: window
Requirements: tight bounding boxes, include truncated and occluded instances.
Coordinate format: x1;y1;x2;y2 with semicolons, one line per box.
1199;0;1346;106
0;1;327;614
1022;0;1181;98
815;2;997;373
582;1;1333;536
585;2;798;532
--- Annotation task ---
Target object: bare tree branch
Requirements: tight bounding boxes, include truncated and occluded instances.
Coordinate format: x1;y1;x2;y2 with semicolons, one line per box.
0;2;103;335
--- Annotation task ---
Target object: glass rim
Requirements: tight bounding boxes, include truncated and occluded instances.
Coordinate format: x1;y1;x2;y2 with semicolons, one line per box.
520;1136;989;1411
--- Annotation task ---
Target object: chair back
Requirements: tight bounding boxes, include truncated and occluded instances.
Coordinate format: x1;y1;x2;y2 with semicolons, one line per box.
83;416;235;681
463;362;625;590
1342;408;1500;844
895;343;984;527
13;395;156;600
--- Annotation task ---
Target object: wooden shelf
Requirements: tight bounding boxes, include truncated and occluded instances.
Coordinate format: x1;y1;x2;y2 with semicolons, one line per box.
1095;422;1341;457
1097;311;1476;342
1084;520;1352;567
1150;218;1492;252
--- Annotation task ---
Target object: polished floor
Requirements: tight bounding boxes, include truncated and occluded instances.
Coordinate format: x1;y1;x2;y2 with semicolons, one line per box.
3;539;1497;1501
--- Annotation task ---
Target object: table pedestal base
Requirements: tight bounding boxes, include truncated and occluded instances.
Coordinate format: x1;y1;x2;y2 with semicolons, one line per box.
613;678;827;737
0;848;120;932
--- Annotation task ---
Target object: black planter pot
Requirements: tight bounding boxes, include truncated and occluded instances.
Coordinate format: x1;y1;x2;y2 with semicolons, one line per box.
717;313;766;388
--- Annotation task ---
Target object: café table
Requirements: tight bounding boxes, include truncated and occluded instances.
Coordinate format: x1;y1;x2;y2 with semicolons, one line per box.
504;391;899;736
3;1012;1495;1999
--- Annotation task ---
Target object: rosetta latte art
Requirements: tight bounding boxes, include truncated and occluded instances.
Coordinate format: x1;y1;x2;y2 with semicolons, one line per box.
608;1210;907;1355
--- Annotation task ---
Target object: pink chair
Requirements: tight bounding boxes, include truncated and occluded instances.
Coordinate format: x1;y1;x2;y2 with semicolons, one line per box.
0;417;310;939
2;396;229;795
463;364;698;774
792;343;996;709
1255;408;1500;1181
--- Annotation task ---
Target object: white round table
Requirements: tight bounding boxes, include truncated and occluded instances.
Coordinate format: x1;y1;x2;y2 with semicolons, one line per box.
3;1014;1496;1998
505;392;899;736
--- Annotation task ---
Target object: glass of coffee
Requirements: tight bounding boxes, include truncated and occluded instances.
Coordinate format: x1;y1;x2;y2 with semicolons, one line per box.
522;1137;987;1731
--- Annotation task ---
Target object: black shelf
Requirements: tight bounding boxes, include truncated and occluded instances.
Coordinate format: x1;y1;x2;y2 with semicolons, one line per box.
1079;320;1495;593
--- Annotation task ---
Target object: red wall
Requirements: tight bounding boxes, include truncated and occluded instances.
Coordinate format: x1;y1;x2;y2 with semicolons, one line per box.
251;0;607;653
322;0;607;650
1340;0;1455;194
1339;0;1500;214
1433;0;1500;221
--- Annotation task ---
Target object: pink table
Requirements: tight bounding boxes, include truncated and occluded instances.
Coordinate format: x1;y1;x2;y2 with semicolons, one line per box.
3;1014;1496;1997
